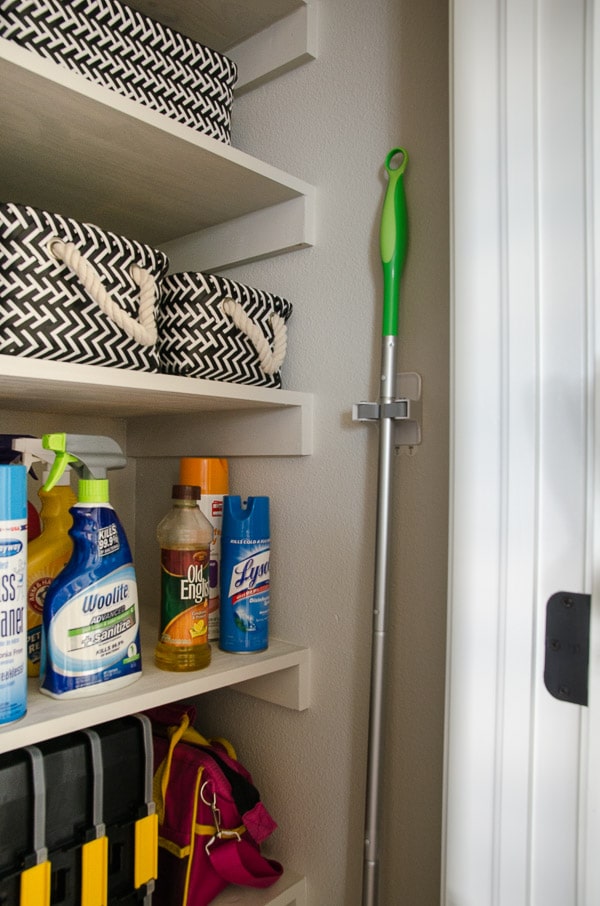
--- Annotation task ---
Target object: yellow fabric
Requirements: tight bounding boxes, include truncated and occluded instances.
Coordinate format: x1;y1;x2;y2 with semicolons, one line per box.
193;823;217;837
152;713;216;824
208;736;237;759
153;712;191;824
158;822;246;849
182;768;203;905
157;836;190;859
195;822;245;838
180;725;213;749
81;837;108;906
20;861;50;906
134;813;158;888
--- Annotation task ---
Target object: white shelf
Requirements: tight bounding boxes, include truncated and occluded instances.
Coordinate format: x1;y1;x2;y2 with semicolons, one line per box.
213;870;306;906
0;39;315;269
0;356;313;456
0;632;309;755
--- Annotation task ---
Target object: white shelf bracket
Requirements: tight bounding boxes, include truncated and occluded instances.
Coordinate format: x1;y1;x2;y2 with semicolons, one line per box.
161;194;316;273
230;650;310;711
230;2;318;94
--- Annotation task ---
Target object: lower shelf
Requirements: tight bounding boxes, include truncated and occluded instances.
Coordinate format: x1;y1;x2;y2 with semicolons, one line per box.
213;871;306;906
0;631;309;754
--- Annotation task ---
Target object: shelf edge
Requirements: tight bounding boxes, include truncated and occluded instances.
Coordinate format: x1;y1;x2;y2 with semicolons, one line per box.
231;3;317;95
126;396;314;457
162;194;316;273
0;638;310;754
230;651;310;711
212;870;307;906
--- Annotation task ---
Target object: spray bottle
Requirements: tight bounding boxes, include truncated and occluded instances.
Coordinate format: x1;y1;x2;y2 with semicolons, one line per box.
0;435;42;542
39;433;142;699
0;463;27;724
11;437;77;677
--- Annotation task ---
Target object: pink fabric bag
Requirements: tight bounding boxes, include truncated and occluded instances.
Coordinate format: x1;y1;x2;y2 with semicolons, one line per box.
146;703;283;906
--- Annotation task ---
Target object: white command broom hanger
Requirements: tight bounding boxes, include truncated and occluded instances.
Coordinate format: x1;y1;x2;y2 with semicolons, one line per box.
353;147;421;906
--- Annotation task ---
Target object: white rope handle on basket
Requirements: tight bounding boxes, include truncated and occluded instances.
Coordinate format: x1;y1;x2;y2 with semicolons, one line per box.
48;238;158;347
222;297;287;376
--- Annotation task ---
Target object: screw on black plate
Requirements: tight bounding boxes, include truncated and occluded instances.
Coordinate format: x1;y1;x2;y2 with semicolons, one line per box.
544;591;590;707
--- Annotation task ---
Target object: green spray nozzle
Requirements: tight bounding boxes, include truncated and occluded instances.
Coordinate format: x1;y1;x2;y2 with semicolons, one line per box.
380;147;408;337
42;433;126;503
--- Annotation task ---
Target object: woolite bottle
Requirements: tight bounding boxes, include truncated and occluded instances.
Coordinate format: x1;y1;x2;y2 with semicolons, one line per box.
40;433;142;699
156;485;214;671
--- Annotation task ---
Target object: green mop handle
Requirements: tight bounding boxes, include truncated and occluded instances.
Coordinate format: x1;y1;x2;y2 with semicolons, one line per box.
380;148;408;337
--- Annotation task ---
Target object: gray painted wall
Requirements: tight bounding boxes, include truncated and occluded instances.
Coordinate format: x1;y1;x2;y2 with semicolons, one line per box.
186;1;449;902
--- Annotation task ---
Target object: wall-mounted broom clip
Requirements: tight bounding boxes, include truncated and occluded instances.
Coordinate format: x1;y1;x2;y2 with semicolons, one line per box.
353;371;422;447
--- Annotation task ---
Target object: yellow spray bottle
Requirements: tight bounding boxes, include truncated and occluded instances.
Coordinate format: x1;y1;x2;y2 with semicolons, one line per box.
12;438;77;677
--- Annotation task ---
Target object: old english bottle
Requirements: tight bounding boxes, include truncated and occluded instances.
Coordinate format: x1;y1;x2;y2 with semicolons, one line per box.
155;485;214;671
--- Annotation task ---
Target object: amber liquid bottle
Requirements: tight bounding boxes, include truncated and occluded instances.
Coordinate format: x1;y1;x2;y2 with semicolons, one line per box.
155;485;214;671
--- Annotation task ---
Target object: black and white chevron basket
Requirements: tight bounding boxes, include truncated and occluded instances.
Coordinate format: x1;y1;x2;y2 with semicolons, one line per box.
0;202;169;372
0;0;238;143
157;273;293;389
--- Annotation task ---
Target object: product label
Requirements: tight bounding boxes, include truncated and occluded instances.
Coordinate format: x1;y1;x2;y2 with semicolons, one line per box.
98;523;120;557
227;548;270;601
0;520;27;723
159;547;210;648
46;564;141;680
27;553;71;676
221;542;270;652
200;495;223;641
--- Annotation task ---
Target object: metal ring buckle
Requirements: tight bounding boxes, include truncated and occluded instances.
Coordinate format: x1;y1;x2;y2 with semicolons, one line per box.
201;779;243;854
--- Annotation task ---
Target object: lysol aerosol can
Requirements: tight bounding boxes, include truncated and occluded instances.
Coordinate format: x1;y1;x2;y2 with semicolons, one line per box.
220;496;270;653
0;464;27;724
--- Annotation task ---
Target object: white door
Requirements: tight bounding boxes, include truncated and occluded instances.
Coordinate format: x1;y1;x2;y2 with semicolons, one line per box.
443;1;600;904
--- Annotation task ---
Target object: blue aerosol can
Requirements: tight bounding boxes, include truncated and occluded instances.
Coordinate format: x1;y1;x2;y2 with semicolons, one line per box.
219;496;270;653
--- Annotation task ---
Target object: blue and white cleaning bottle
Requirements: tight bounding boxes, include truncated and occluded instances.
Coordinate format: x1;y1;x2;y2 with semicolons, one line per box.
0;464;28;723
40;433;142;699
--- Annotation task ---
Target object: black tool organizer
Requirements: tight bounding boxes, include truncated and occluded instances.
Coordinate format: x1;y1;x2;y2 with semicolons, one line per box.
0;714;156;905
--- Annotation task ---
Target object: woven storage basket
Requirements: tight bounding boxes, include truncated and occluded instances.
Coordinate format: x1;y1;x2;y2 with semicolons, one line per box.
157;273;293;389
0;202;168;372
0;0;237;143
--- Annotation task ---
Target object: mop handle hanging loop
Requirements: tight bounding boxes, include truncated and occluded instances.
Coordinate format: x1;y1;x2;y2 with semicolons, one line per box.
380;147;409;338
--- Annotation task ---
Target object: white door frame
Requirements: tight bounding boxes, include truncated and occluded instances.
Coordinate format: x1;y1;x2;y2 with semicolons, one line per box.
443;1;600;903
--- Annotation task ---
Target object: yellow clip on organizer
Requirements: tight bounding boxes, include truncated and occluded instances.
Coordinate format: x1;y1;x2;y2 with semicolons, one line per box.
20;746;51;906
135;713;159;889
81;729;109;906
135;813;159;889
81;837;108;906
20;860;51;906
